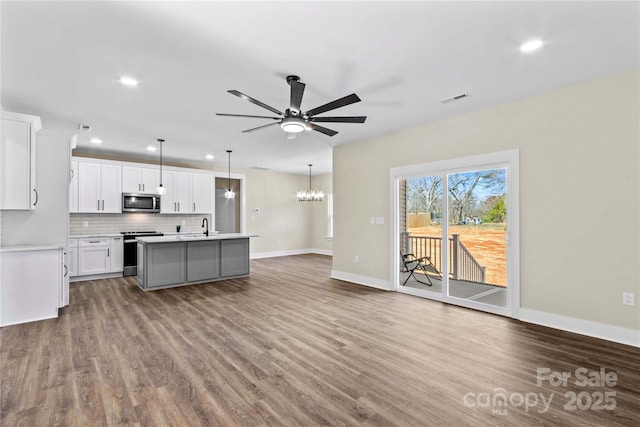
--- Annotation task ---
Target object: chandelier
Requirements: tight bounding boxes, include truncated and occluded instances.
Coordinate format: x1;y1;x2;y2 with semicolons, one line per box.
297;164;324;202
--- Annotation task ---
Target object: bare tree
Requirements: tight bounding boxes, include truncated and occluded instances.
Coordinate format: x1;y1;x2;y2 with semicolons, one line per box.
407;176;442;214
448;170;505;224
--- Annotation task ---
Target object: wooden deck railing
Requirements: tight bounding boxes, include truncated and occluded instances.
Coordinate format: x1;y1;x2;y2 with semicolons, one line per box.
401;232;486;283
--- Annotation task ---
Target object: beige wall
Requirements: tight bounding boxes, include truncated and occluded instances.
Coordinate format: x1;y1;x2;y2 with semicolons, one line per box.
310;173;333;252
333;70;640;331
241;168;329;255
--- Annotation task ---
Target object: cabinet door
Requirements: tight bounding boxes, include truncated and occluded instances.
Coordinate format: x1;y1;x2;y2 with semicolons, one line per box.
191;173;212;213
77;162;101;212
174;172;192;213
187;240;220;282
110;237;124;272
78;246;110;275
0;118;33;210
122;166;142;193
139;168;159;193
220;239;249;277
68;246;78;277
160;171;176;213
146;243;186;288
69;160;78;212
100;164;122;212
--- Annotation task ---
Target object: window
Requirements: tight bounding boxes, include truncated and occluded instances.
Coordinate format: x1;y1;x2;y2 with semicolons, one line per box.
327;193;334;239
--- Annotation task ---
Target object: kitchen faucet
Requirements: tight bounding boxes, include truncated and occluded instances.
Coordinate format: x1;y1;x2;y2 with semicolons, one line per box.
202;217;209;236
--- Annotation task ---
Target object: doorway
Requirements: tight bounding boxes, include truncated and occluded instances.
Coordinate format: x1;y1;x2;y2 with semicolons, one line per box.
391;150;519;317
215;177;241;233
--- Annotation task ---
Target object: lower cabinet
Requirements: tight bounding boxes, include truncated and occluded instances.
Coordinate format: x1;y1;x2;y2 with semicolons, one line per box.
1;248;62;326
221;239;249;277
187;240;220;282
78;238;111;275
138;238;250;290
144;242;186;288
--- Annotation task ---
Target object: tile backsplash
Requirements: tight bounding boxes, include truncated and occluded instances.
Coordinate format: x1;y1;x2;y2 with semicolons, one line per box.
70;213;212;235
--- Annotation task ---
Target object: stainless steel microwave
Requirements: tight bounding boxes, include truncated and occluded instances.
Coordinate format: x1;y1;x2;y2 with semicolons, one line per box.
122;193;161;213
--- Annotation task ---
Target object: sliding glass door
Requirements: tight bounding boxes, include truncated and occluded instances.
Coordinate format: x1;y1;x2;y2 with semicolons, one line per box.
392;151;518;317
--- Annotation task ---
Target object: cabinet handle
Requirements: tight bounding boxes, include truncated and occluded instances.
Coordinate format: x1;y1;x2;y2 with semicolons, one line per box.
89;240;100;243
101;200;105;210
33;189;38;206
142;184;145;191
107;248;110;257
178;202;180;211
193;202;196;212
64;264;68;277
70;169;74;179
98;199;100;210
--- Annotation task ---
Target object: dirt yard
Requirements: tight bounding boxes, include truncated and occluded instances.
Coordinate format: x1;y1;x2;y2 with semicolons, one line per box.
408;224;507;286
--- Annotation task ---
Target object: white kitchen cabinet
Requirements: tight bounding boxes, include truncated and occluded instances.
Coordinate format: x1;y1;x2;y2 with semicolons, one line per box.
191;173;213;214
122;166;160;194
69;160;78;212
1;247;62;326
77;161;122;213
110;236;124;272
0;111;41;210
160;171;192;213
68;238;79;277
78;237;111;275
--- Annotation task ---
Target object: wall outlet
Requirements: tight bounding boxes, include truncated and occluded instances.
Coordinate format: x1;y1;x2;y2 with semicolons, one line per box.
354;255;359;262
376;217;385;225
623;292;635;306
370;217;375;225
83;221;88;227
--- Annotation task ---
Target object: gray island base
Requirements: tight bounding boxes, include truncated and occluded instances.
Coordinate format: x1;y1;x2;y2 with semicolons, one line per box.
136;234;256;291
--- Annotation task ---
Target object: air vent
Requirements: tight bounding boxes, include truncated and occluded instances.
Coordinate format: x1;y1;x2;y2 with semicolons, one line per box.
78;124;92;131
441;93;469;104
250;166;271;171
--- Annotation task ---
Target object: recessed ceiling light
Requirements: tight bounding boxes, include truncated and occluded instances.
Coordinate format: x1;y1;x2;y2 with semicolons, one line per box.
119;76;139;87
520;39;543;53
205;154;214;160
146;145;157;152
90;138;102;144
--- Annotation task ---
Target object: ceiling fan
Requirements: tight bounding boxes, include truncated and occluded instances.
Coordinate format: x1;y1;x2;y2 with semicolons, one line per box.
216;75;366;137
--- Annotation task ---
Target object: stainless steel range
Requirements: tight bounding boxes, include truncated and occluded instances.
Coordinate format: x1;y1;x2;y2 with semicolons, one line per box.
122;231;163;276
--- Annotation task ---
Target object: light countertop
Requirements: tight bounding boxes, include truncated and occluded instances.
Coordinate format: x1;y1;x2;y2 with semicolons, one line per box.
136;233;258;243
0;244;65;253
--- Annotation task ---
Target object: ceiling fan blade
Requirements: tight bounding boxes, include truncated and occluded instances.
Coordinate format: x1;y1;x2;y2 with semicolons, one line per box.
305;93;361;117
308;116;367;123
307;123;338;137
242;122;281;133
290;80;306;112
228;90;283;115
216;113;281;120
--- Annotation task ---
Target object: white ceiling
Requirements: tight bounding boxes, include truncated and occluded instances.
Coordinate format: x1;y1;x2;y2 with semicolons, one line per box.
2;1;638;175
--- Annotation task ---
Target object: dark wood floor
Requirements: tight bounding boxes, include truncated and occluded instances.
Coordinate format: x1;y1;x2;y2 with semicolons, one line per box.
1;254;639;426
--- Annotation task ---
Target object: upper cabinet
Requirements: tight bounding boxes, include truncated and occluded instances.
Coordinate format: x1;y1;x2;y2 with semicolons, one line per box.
0;111;42;210
161;171;192;213
77;161;122;213
69;160;78;213
191;173;213;214
70;157;214;215
122;166;160;194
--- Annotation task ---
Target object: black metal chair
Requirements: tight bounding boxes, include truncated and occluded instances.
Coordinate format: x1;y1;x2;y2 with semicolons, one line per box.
401;252;441;287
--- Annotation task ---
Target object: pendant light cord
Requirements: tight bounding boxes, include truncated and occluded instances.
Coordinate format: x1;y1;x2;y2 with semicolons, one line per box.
308;164;312;192
227;150;232;191
158;139;164;187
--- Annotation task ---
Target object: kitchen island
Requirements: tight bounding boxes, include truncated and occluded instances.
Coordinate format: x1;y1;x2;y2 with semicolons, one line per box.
136;233;256;291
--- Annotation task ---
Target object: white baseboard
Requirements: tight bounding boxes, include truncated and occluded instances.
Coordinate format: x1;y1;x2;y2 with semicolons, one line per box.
251;248;333;259
330;270;392;291
519;308;640;348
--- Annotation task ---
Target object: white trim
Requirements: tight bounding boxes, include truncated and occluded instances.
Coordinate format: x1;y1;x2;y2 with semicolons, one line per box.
251;248;332;259
330;270;392;291
519;308;640;348
70;272;123;282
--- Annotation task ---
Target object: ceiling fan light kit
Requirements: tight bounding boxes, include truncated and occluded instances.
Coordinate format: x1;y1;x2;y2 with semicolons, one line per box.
217;75;366;137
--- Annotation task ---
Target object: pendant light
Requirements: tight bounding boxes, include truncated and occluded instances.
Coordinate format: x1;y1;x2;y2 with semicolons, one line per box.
224;150;235;199
155;139;166;195
297;164;324;202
